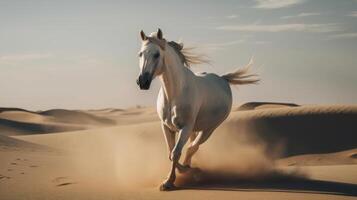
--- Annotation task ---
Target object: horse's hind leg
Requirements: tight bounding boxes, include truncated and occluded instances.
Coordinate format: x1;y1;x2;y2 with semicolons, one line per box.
175;133;198;173
182;126;217;167
182;132;199;167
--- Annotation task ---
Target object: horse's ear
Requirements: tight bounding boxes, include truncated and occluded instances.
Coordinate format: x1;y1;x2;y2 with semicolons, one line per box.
178;42;183;50
157;28;163;40
140;30;147;41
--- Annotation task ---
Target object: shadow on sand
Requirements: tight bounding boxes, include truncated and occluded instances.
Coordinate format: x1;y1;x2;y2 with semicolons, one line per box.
175;168;357;197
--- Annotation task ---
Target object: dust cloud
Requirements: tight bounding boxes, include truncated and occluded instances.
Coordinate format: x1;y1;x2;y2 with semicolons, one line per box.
66;121;302;189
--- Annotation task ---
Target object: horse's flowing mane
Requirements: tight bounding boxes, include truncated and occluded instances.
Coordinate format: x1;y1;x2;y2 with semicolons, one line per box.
147;32;209;68
167;41;209;68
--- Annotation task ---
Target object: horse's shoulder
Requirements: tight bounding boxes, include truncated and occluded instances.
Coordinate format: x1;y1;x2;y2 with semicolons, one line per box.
156;88;168;119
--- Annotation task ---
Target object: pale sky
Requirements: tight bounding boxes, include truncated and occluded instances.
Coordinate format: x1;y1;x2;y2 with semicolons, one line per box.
0;0;357;110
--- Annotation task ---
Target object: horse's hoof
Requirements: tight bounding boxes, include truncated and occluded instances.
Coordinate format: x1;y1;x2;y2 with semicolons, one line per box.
159;182;175;191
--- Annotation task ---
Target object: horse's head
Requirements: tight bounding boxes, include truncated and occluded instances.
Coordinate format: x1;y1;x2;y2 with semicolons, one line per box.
137;28;166;90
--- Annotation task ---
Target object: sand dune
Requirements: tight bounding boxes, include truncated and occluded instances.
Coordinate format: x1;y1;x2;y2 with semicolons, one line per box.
0;135;53;151
39;109;116;125
1;103;357;200
0;107;37;114
0;108;117;136
226;105;357;157
237;102;299;111
277;148;357;166
87;106;159;125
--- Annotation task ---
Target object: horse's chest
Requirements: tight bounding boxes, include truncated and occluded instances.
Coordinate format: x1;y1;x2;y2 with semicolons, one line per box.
157;88;194;132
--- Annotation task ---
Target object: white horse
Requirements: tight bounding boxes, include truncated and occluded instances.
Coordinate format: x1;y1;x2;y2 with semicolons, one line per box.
137;29;259;190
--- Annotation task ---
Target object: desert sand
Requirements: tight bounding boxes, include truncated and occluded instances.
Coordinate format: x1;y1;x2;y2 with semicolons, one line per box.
1;103;357;200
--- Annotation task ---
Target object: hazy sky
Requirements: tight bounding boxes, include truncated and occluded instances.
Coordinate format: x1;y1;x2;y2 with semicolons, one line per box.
1;0;357;110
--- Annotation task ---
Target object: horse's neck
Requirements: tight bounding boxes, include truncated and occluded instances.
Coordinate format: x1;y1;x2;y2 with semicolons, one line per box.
159;48;192;102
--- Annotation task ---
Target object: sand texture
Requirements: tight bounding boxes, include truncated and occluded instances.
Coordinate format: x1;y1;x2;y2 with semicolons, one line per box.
1;103;357;200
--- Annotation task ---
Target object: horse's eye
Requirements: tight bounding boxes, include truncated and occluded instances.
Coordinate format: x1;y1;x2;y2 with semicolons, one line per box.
153;52;160;59
138;52;143;57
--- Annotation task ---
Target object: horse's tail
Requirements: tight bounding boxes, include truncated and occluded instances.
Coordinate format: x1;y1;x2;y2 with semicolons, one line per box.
221;59;260;85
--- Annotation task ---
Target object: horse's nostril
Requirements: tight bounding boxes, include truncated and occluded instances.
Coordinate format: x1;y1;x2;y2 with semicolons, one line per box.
137;73;152;90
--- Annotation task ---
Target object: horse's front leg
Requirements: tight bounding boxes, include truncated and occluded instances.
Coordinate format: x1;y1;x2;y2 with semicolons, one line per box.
161;123;175;160
160;125;193;191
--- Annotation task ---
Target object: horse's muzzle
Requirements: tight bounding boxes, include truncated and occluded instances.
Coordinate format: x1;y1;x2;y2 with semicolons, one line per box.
137;72;152;90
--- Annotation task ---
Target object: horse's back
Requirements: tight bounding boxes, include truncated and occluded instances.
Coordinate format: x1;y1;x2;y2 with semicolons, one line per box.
196;72;232;100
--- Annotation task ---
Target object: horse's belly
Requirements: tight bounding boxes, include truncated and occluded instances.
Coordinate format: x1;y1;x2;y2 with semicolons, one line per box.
193;76;232;131
194;104;230;131
194;93;232;131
